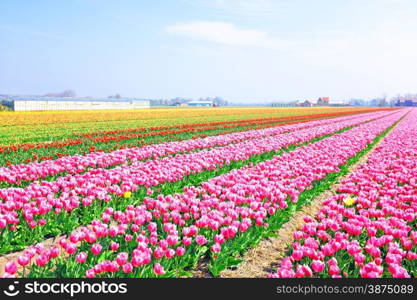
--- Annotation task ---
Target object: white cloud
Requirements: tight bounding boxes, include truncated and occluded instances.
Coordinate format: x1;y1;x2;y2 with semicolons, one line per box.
165;21;291;49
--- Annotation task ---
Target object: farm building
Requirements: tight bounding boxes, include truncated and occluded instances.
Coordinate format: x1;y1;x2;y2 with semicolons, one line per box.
296;100;314;107
317;97;330;106
1;97;150;111
329;100;348;107
295;98;332;107
187;100;214;107
395;98;417;107
271;102;296;107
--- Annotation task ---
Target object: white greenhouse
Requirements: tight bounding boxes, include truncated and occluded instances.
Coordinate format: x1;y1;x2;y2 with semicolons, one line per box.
1;97;150;111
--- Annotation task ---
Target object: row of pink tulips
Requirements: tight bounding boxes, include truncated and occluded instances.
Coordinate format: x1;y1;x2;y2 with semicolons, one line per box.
0;111;400;235
2;110;406;277
270;109;416;278
0;111;393;185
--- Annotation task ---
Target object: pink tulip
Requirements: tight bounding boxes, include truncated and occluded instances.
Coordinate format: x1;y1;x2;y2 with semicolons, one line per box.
291;250;303;261
176;247;186;257
91;244;102;255
122;263;133;274
17;255;30;267
311;260;325;273
110;241;119;251
35;255;48;267
328;265;340;276
154;247;165;259
196;235;207;246
211;243;222;253
76;252;88;264
153;263;165;276
86;269;96;278
5;262;17;275
116;252;128;266
125;234;133;242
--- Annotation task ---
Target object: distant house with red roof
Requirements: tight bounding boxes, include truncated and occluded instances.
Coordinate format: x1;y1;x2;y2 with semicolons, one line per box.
317;97;330;106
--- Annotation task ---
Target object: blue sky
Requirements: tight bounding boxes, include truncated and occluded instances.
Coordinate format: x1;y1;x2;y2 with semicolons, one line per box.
1;0;417;102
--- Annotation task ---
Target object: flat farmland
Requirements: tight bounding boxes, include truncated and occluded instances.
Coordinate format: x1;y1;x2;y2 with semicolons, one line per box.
2;106;417;279
0;106;380;145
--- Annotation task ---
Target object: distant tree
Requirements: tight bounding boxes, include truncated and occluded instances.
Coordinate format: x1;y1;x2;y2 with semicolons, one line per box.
0;104;10;111
213;97;227;106
379;98;386;107
348;98;365;106
45;90;76;97
108;93;122;99
369;99;379;106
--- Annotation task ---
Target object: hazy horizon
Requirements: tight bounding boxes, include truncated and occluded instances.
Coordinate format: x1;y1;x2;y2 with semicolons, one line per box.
1;0;417;102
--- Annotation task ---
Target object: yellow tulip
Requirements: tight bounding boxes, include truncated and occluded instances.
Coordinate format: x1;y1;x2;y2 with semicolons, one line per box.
343;196;356;206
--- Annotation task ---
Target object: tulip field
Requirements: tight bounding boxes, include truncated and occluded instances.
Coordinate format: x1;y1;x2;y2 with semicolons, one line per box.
1;107;416;278
270;108;417;278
